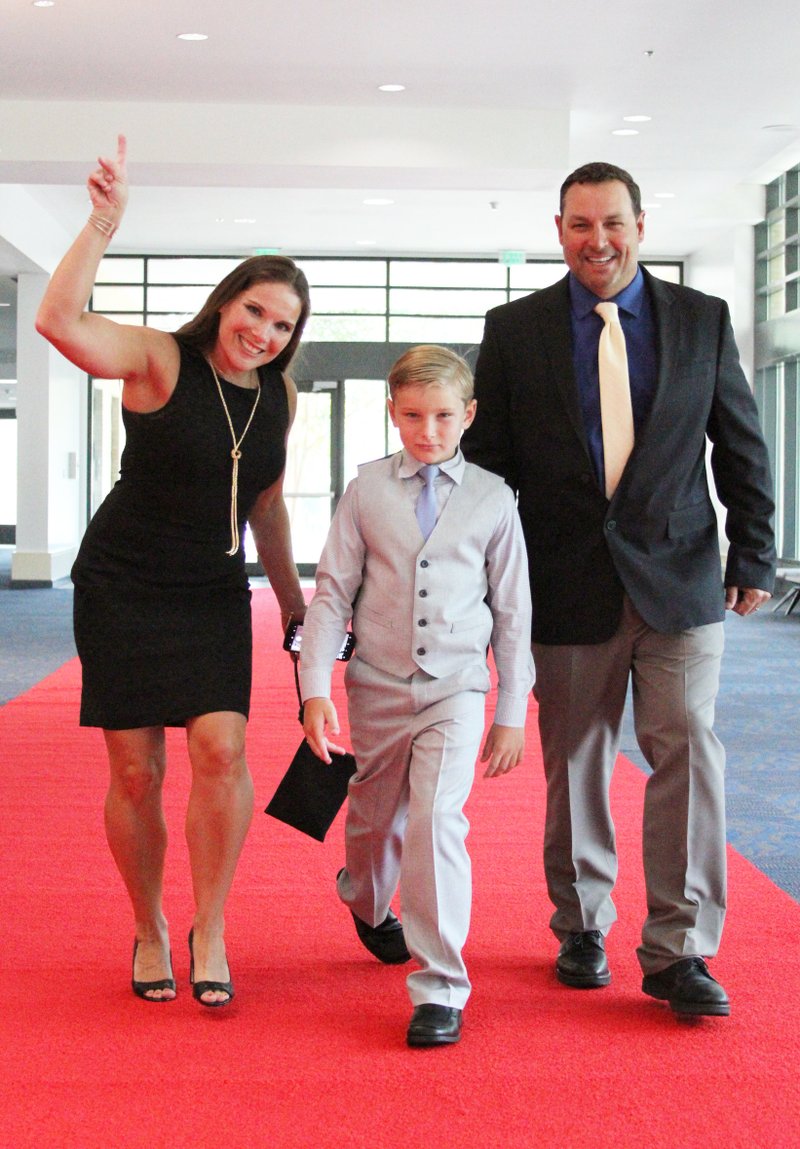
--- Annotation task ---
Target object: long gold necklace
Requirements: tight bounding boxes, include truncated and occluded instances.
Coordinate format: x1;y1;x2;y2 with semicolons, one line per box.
207;359;262;556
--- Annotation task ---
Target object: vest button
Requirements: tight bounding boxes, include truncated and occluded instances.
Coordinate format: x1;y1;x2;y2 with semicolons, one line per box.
418;618;427;627
607;519;617;531
419;589;427;597
420;559;429;568
416;647;426;656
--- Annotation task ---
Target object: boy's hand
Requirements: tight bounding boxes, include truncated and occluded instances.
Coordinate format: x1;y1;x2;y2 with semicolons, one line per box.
480;723;525;778
302;697;348;764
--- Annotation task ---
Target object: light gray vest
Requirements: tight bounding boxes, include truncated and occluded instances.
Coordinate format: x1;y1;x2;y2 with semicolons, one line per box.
352;453;510;680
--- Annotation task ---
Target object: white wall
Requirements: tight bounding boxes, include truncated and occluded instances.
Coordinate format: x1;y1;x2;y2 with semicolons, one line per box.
684;225;756;382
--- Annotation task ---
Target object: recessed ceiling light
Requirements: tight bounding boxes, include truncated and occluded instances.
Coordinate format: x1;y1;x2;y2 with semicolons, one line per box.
233;218;256;224
378;84;405;93
177;32;208;41
623;115;651;123
654;192;676;199
0;302;10;308
642;202;662;209
363;198;394;206
612;129;639;136
356;239;377;246
33;1;55;6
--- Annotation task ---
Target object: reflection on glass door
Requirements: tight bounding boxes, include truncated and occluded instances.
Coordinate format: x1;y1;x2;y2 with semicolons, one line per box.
258;377;400;574
246;387;333;571
90;379;124;518
343;378;400;482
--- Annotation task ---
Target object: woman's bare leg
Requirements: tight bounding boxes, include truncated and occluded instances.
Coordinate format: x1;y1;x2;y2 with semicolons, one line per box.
185;711;253;1004
103;726;175;1000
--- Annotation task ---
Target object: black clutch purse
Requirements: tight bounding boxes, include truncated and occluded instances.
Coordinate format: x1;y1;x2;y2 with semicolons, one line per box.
265;657;355;841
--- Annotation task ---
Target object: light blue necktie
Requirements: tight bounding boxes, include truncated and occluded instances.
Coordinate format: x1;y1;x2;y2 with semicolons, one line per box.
415;464;440;540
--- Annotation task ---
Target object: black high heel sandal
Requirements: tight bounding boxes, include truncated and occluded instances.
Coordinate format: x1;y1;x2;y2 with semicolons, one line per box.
188;928;235;1007
131;938;176;1002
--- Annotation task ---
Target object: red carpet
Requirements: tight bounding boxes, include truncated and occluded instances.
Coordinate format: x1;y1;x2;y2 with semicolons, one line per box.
2;588;799;1147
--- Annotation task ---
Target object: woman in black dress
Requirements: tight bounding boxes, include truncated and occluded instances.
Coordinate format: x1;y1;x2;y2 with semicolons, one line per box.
36;136;309;1007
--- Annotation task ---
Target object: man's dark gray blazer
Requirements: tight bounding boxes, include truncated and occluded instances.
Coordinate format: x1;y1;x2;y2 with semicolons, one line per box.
462;267;776;643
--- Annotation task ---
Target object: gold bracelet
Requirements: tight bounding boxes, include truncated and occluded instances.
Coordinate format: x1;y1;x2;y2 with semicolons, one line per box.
88;212;118;239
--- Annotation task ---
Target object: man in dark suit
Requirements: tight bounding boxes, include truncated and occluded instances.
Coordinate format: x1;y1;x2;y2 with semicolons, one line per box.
462;161;776;1017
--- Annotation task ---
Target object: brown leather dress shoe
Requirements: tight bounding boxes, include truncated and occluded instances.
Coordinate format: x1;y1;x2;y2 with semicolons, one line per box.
407;1004;463;1047
642;957;730;1017
555;930;611;988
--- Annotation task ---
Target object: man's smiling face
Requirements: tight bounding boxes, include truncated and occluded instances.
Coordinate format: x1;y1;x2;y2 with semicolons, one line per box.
556;179;645;299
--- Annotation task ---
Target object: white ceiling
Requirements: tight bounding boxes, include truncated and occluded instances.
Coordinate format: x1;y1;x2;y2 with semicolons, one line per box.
1;0;799;268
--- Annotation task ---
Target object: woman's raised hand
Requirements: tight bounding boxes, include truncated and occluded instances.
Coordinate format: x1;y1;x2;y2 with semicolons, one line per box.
87;134;128;223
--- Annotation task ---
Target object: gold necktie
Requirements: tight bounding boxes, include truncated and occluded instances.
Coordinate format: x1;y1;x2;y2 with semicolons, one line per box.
594;301;634;498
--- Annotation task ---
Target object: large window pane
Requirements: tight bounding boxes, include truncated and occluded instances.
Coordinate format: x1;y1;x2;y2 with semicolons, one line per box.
147;285;215;313
0;418;16;526
509;262;564;290
390;261;507;288
389;288;505;316
297;260;387;287
286;392;331;493
92;285;145;311
389;316;485;343
148;258;241;284
310;286;386;314
768;252;785;285
145;313;194;332
769;217;786;247
768;289;786;319
646;264;682;284
304;315;386;342
283;496;333;565
284;391;333;566
343;378;393;479
97;258;145;284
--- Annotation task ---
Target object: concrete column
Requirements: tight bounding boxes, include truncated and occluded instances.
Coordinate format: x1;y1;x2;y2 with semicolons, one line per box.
11;273;87;586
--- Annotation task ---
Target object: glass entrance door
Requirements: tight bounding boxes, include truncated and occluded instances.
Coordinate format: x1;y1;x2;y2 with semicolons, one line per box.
257;376;399;575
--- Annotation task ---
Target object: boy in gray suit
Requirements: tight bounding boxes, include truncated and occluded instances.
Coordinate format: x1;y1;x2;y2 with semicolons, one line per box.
300;345;533;1047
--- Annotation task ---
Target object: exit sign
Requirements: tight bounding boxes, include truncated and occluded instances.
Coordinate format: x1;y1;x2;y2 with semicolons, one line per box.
499;250;526;265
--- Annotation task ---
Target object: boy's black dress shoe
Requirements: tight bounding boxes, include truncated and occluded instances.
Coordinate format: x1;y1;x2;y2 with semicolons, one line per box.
407;1004;462;1047
555;930;611;988
642;957;730;1017
351;908;411;964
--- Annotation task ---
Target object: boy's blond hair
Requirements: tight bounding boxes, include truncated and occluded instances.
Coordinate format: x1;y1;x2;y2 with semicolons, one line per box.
388;344;474;404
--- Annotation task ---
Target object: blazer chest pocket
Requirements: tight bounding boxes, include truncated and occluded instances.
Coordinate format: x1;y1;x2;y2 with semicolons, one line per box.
667;502;716;539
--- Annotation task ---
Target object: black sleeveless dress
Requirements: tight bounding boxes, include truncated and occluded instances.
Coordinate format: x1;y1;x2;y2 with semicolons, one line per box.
71;342;289;728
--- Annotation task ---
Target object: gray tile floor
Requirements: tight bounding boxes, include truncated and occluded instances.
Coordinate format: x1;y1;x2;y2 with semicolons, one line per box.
2;547;799;900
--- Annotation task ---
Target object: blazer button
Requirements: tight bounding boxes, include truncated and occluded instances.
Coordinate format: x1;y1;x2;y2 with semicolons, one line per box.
417;647;427;656
420;559;429;568
607;519;616;531
419;589;428;597
418;618;428;627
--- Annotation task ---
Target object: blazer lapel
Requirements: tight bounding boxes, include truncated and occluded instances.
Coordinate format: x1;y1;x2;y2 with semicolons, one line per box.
638;269;680;440
538;277;592;453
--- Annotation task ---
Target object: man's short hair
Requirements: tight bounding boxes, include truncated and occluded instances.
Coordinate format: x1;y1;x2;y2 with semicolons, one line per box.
559;162;642;217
